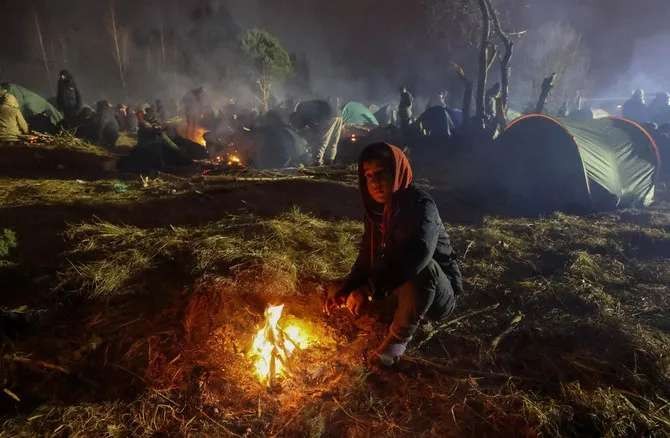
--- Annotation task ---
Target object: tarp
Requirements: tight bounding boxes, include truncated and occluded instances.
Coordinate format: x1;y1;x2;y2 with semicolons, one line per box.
4;84;63;129
252;125;310;169
290;100;333;129
341;101;378;127
374;104;395;126
496;114;660;212
417;106;454;137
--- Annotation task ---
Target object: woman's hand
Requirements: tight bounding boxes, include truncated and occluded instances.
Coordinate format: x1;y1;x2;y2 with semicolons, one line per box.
322;284;346;316
345;288;368;317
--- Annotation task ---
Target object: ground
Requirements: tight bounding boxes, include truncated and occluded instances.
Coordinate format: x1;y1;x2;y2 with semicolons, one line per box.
0;140;669;437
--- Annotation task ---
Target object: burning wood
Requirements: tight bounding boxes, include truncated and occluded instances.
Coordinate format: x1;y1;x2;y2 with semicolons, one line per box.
177;122;207;147
249;304;311;386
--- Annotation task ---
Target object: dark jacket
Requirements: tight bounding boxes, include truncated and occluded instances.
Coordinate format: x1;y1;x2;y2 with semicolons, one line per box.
56;70;82;118
340;143;463;299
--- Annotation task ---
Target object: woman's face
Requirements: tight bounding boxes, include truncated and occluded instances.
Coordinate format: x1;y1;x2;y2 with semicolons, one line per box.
363;159;393;204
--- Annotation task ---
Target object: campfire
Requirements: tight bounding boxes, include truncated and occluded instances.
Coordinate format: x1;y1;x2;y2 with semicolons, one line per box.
177;123;208;147
227;153;242;166
249;304;311;386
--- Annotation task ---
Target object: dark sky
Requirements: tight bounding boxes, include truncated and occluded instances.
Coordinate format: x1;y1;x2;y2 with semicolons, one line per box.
1;0;668;106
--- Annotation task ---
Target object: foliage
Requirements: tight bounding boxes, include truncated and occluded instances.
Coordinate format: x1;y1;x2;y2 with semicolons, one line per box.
241;29;293;82
0;228;17;259
241;28;294;111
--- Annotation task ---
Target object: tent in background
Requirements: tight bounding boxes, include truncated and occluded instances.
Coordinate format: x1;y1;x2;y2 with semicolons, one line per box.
3;84;63;133
495;114;660;213
341;101;378;127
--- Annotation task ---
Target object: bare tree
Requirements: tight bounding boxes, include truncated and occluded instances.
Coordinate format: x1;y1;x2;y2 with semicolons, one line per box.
453;63;474;122
475;0;492;124
32;5;51;87
535;73;557;113
484;0;518;123
107;0;126;90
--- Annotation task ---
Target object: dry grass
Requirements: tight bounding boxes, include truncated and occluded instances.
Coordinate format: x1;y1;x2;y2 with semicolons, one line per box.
59;208;361;298
2;178;670;437
22;131;112;157
0;177;193;208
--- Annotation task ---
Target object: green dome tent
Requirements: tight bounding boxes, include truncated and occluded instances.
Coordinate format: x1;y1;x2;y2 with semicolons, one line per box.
3;84;63;132
341;101;378;127
495;114;660;213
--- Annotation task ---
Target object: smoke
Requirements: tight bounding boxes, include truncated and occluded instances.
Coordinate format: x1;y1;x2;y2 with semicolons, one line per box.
605;34;670;99
510;21;591;112
1;0;669;113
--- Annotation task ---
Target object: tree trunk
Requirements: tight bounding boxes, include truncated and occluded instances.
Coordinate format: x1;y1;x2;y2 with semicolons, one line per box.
535;73;557;114
485;0;514;125
159;24;167;67
475;0;492;124
258;78;271;113
452;63;473;126
109;0;126;90
32;6;51;88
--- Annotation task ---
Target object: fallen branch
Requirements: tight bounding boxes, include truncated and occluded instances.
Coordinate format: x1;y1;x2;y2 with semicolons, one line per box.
490;312;524;353
333;397;366;424
405;356;525;380
200;175;314;184
4;354;70;375
270;404;307;437
414;303;500;350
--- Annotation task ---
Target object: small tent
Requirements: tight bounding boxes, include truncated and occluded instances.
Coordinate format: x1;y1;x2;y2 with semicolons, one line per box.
253;125;310;168
3;84;63;132
495;114;660;213
341;101;378;127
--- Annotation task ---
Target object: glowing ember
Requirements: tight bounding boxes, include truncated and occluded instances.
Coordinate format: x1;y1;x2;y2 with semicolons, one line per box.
249;304;310;385
213;152;244;167
227;153;242;166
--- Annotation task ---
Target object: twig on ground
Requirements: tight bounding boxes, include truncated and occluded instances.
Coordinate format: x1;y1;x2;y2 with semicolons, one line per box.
333;397;366;424
414;303;500;351
4;354;70;374
490;312;524;353
270;404;306;437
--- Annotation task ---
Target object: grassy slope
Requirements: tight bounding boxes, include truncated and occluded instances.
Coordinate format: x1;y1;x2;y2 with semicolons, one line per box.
0;173;669;437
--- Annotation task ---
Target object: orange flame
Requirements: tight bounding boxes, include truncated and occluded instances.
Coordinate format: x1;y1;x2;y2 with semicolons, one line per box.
249;304;310;385
177;123;207;147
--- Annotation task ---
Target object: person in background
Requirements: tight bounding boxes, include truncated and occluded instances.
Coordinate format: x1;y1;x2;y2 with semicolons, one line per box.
56;70;82;124
95;100;119;149
648;92;670;125
0;90;29;142
398;86;414;133
622;89;648;123
155;99;167;124
115;104;129;132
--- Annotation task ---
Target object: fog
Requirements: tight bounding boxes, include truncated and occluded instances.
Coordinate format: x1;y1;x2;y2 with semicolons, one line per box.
1;0;668;110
